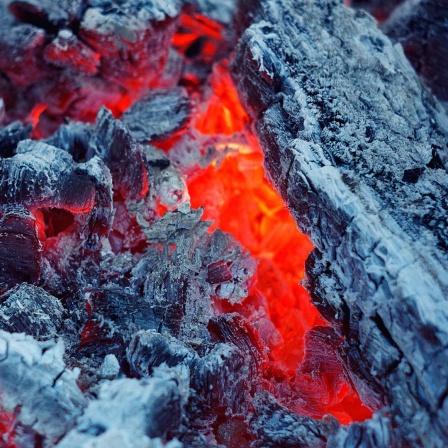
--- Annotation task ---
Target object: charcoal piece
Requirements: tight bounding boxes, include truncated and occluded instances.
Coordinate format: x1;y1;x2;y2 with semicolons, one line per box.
350;0;403;20
0;206;41;293
383;0;448;109
0;283;63;339
44;29;100;75
91;107;149;199
127;330;195;377
0;121;32;158
190;343;251;416
250;392;328;448
44;121;94;162
208;313;267;377
0;140;113;248
233;0;448;446
122;88;191;142
57;368;188;447
8;0;86;30
78;0;180;90
0;331;86;443
0;22;49;87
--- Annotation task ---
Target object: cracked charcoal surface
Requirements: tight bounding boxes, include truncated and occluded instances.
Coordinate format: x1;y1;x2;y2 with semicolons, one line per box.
233;0;448;446
383;0;448;110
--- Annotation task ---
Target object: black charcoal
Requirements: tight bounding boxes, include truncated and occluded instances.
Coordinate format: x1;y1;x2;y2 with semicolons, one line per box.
233;0;448;445
122;88;191;142
0;283;63;339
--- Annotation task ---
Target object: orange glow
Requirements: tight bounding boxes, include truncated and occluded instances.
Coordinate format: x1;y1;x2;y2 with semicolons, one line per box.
187;60;372;423
194;61;249;135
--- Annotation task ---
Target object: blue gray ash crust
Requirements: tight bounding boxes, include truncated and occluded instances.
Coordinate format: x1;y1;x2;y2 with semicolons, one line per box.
232;0;448;446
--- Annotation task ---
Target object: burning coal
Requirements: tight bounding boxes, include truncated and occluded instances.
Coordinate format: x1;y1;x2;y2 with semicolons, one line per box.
0;0;447;447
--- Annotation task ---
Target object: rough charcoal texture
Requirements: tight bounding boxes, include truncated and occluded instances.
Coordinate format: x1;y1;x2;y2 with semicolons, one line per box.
122;87;191;142
383;0;448;110
0;0;180;129
0;283;63;339
0;139;114;248
233;0;448;446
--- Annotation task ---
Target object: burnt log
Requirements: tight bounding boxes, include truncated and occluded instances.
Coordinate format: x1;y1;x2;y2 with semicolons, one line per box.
233;0;448;446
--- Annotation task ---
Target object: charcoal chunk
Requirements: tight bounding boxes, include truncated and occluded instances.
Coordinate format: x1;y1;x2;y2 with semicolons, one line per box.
0;283;63;339
383;0;448;108
250;392;328;448
0;22;48;87
122;88;191;142
91;108;148;199
233;0;448;445
79;0;179;90
0;121;32;158
44;29;100;75
0;206;41;293
8;0;86;30
57;369;188;447
208;313;267;377
0;140;113;248
127;330;195;377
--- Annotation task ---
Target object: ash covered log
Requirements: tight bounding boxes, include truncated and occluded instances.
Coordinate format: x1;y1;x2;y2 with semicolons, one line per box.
233;0;448;446
382;0;448;111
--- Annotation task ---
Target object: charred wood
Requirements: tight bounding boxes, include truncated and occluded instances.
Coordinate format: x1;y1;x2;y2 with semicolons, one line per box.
233;0;448;446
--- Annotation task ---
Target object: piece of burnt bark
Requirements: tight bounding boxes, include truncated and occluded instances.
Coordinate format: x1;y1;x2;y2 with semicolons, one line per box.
0;331;86;443
57;368;187;448
382;0;448;110
0;283;63;339
0;206;41;293
122;88;191;142
233;0;448;446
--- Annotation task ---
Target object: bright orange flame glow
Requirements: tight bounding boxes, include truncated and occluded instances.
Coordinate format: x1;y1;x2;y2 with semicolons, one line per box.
187;59;373;424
